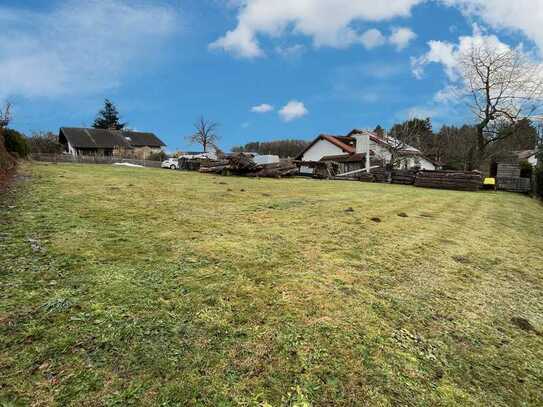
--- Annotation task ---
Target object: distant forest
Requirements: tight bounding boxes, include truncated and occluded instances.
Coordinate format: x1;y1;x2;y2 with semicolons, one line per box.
232;140;310;158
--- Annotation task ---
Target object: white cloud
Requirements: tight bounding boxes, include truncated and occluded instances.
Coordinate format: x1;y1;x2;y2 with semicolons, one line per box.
410;23;543;124
411;25;510;79
0;0;179;99
442;0;543;52
275;44;306;57
360;29;386;49
389;27;417;50
278;100;308;122
251;103;274;113
210;0;423;57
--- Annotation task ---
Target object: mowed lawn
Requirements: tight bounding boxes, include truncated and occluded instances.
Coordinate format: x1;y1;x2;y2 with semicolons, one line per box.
1;163;542;406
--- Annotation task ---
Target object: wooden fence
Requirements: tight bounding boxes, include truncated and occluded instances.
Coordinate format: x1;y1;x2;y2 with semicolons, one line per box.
30;154;162;168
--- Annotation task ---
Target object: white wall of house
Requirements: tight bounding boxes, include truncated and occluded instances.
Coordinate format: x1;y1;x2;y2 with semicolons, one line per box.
528;154;538;166
418;157;436;170
300;139;345;174
66;141;77;156
370;140;392;162
371;140;435;170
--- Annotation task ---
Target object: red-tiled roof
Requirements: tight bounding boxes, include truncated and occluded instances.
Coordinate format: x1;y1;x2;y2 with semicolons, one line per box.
320;135;355;154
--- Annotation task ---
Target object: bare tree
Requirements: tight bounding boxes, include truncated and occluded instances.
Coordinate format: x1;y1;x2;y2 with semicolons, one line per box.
0;102;12;130
383;118;428;169
458;44;543;165
187;116;219;152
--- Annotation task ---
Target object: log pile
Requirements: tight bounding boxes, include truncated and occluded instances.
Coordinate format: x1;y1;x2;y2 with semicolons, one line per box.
357;173;374;182
497;177;531;193
497;163;521;178
414;170;482;191
199;154;298;178
370;167;388;183
391;169;417;185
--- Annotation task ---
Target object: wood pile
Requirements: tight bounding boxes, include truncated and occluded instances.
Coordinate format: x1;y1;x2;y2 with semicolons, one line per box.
198;160;230;174
199;154;298;178
357;173;374;182
497;163;521;178
178;157;215;171
370;167;388;183
391;169;417;185
497;177;531;193
414;170;482;191
246;162;299;178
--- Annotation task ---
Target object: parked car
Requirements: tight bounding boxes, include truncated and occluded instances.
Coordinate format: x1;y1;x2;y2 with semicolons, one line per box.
161;158;179;170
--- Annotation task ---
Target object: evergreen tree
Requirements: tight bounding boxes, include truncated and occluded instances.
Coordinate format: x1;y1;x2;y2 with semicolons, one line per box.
373;125;385;138
92;99;125;130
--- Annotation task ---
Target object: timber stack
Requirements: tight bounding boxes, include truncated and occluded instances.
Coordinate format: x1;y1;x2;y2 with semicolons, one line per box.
391;169;417;185
370;167;388;183
414;170;483;191
199;154;298;178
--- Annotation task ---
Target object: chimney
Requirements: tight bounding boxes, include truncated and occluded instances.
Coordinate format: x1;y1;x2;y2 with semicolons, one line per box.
352;131;371;172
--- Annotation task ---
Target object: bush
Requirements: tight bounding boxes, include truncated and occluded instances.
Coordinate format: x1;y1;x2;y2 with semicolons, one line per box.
519;160;533;178
28;132;63;154
535;165;543;198
148;151;168;161
4;128;30;158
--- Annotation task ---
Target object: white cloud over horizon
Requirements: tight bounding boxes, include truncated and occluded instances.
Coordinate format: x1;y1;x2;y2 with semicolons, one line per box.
0;0;180;100
211;1;543;58
250;103;274;113
209;0;423;57
279;100;308;122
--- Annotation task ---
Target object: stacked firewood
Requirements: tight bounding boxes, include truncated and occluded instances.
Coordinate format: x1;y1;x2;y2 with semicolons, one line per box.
199;154;298;178
370;167;388;183
391;169;417;185
414;170;482;191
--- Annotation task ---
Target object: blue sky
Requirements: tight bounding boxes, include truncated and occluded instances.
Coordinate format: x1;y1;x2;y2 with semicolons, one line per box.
2;0;542;151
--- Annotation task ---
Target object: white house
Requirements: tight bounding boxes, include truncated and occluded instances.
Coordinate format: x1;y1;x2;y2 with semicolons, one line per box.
297;129;436;174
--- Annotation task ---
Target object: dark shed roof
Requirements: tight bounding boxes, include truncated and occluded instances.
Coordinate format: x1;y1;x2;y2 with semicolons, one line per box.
59;128;165;149
119;131;166;147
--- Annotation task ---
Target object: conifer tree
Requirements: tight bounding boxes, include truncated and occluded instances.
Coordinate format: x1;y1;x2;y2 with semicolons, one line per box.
92;99;125;130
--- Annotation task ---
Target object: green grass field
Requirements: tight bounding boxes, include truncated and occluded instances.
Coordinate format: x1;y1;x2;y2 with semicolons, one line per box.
1;162;542;406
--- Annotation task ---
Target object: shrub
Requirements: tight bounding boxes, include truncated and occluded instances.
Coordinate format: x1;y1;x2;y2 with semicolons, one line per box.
28;132;63;154
535;166;543;198
3;128;30;158
519;160;533;178
148;151;168;161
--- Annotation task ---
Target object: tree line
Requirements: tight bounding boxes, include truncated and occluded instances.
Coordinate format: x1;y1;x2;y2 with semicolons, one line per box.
382;117;539;170
232;140;310;158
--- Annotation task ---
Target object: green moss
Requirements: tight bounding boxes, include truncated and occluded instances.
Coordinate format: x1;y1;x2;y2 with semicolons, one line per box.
1;162;542;406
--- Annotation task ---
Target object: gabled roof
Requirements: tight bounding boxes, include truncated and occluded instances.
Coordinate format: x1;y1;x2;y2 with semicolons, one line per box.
121;131;166;147
296;134;355;159
59;128;165;149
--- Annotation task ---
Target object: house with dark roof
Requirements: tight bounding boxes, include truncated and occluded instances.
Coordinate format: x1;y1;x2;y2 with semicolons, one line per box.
297;129;436;175
59;128;166;158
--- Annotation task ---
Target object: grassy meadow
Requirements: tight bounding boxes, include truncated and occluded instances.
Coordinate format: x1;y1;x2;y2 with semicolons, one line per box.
1;162;542;406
